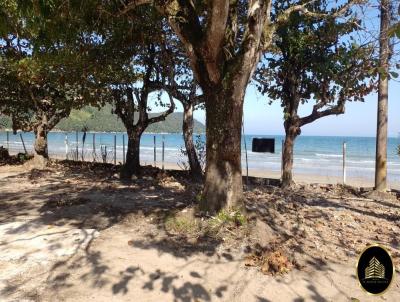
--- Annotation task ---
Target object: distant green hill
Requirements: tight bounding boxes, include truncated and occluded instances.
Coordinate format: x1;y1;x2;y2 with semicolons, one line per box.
0;104;205;133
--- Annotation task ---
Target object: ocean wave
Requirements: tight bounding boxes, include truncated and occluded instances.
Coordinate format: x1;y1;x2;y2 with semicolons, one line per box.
297;158;313;162
315;153;342;158
347;160;375;164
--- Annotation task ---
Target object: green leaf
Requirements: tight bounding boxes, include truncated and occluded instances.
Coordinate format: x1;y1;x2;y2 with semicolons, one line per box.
390;71;399;78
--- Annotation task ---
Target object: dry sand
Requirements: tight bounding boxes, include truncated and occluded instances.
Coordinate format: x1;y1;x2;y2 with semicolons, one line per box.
161;162;399;189
47;150;398;190
0;161;399;302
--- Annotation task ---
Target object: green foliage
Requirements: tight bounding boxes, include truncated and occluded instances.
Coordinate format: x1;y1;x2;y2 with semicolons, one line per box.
0;0;110;133
164;208;247;240
16;152;32;162
56;104;205;133
179;134;206;170
165;214;202;236
389;22;400;39
0;105;205;133
211;209;247;227
397;145;400;157
255;0;375;120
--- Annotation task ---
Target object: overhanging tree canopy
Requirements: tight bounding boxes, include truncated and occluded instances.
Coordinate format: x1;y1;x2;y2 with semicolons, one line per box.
119;0;365;212
255;0;375;187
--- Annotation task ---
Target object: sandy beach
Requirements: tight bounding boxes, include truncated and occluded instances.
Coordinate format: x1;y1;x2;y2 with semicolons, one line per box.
2;131;399;190
132;161;400;190
39;153;400;190
0;160;399;301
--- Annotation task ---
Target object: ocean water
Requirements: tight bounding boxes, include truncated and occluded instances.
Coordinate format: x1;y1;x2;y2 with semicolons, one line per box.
0;131;399;183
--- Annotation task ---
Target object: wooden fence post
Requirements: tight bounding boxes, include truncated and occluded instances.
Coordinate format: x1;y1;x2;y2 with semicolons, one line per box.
153;135;156;167
65;135;68;160
20;133;27;154
343;141;347;185
162;135;165;171
92;133;96;162
75;131;79;161
114;134;117;165
122;134;125;164
281;139;284;180
242;120;249;185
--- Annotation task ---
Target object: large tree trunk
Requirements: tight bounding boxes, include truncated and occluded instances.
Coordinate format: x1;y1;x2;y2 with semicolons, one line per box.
121;127;142;179
200;88;244;213
32;117;49;167
282;124;299;188
182;103;203;180
375;0;389;192
34;125;48;159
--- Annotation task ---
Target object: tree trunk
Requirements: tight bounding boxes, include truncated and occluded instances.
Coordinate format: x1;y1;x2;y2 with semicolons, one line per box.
34;125;48;158
282;125;299;188
183;103;203;180
375;0;389;192
121;127;142;179
32;118;49;167
201;88;243;213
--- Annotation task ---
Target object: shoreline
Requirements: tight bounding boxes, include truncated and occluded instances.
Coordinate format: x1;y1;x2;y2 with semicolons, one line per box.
2;133;399;189
45;155;399;189
160;162;399;189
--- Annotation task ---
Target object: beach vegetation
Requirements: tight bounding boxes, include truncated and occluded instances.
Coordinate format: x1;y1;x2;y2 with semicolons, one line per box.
1;106;205;133
0;0;385;213
255;0;375;187
0;1;107;166
179;134;206;179
164;207;247;240
159;61;205;179
118;0;366;213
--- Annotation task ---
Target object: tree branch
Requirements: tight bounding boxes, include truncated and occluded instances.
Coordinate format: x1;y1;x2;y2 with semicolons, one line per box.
48;108;71;129
276;0;364;24
119;0;152;15
147;93;175;124
232;0;269;82
299;101;345;126
205;0;230;61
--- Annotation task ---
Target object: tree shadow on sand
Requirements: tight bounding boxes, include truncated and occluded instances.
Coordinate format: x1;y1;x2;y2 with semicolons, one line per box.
1;163;398;301
0;163;233;301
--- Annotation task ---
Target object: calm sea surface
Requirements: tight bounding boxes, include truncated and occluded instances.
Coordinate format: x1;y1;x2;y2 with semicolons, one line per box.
1;131;399;183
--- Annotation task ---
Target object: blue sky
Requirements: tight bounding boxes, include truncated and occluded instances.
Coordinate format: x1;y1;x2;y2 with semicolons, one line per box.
190;1;400;138
151;66;400;139
155;1;400;138
188;79;399;137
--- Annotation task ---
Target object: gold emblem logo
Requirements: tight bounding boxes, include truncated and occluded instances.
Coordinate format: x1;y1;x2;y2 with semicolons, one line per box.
364;257;385;280
356;244;395;295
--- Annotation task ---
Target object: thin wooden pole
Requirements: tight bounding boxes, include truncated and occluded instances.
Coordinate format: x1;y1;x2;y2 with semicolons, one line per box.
93;133;96;162
153;135;156;167
242;117;249;185
81;132;86;161
6;131;9;150
162;135;165;171
46;132;48;158
343;141;347;185
114;134;117;165
281;139;284;180
65;135;68;160
75;131;79;161
122;134;125;164
20;133;27;154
